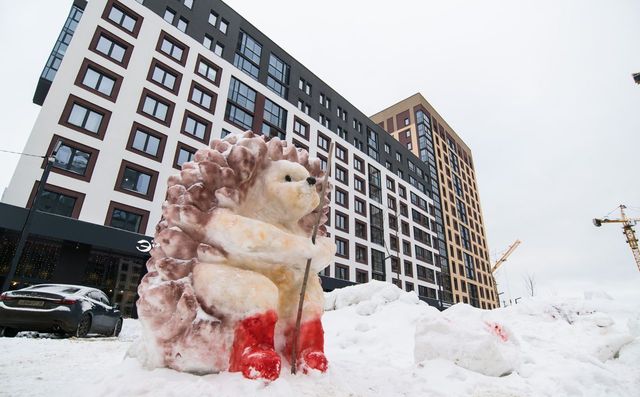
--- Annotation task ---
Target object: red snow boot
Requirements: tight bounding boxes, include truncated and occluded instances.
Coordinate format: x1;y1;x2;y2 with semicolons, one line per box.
284;318;328;373
229;310;281;381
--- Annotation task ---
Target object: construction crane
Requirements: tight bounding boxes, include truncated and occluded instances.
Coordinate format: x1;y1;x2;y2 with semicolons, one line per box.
593;205;640;272
491;239;522;273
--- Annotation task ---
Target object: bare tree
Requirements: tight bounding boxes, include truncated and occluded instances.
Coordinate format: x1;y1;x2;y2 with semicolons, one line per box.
523;273;536;297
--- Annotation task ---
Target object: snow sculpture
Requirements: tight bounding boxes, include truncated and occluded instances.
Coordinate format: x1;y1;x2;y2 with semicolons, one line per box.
136;131;336;381
414;305;521;377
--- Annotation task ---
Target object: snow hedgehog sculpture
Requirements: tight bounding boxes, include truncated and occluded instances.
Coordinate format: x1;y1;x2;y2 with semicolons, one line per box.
136;131;336;381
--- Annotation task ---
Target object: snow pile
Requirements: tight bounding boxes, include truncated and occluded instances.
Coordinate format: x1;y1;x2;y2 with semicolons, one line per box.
1;282;639;397
414;304;521;377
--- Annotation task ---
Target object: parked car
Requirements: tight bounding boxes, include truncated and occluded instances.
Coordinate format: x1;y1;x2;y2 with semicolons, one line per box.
0;284;123;338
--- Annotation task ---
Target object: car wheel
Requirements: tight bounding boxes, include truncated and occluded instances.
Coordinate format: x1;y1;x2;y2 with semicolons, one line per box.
75;313;92;338
1;327;19;338
112;318;123;337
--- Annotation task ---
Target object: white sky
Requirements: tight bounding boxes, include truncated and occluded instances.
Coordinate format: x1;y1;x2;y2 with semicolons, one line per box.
1;0;639;302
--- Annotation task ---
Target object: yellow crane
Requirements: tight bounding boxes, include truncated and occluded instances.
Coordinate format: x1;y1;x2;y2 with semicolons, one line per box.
491;239;522;273
593;205;640;272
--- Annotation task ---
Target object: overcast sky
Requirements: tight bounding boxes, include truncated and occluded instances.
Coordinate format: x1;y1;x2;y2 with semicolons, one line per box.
1;0;638;302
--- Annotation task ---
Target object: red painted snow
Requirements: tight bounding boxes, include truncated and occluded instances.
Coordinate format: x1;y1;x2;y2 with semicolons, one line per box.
229;311;281;380
284;318;328;373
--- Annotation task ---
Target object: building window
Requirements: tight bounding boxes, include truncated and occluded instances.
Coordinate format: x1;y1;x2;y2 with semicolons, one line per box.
262;99;287;139
106;201;149;233
356;269;368;284
335;166;347;184
335;264;349;281
293;117;309;140
208;11;218;26
189;82;216;113
335;188;348;208
60;95;111;139
226;77;256;130
214;43;224;56
355;244;367;264
354;156;364;173
354;197;366;216
335;144;347;163
90;28;132;67
335;211;348;232
195;55;221;86
177;17;188;32
53;143;89;176
147;58;181;94
317;133;330;152
77;60;120;100
117;162;157;199
354;176;365;194
174;142;197;169
234;31;262;79
163;8;175;24
404;260;414;277
103;0;142;37
355;220;367;240
219;19;228;34
181;111;211;143
138;89;174;126
184;0;193;9
267;53;290;98
157;31;188;65
126;122;166;161
369;205;384;246
299;78;312;96
28;183;85;219
47;135;98;181
336;237;348;258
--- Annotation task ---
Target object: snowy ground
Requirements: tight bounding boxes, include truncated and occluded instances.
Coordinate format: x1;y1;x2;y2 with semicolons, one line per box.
1;282;638;397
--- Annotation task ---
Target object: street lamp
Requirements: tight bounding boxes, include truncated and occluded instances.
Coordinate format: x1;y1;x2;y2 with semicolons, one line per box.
2;140;63;292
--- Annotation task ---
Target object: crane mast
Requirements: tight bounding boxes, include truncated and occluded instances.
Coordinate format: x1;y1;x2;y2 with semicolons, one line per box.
593;205;640;272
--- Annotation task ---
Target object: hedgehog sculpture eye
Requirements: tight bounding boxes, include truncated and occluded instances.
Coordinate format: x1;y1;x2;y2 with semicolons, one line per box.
284;175;292;182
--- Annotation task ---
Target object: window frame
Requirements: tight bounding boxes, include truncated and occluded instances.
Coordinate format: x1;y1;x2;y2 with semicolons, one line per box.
194;54;222;87
27;182;85;219
59;95;111;140
105;201;150;234
89;27;133;68
125;122;167;162
43;134;99;182
180;110;212;144
146;58;182;95
114;160;159;201
137;88;175;127
188;82;217;114
74;58;123;102
335;237;349;259
101;0;143;38
173;141;198;170
156;30;189;66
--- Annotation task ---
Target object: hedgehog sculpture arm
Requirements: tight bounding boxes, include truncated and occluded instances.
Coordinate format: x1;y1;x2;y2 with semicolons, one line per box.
164;205;335;272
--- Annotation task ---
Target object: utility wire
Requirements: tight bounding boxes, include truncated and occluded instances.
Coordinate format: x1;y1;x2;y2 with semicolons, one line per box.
0;149;45;158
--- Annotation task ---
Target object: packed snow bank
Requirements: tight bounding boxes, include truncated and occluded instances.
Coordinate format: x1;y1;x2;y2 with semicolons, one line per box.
415;304;521;377
1;282;639;397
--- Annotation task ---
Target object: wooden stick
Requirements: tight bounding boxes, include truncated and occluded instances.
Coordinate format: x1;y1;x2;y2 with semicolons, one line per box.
291;141;334;374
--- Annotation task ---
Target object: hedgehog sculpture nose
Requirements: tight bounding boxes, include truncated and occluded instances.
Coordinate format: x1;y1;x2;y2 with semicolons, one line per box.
306;177;316;185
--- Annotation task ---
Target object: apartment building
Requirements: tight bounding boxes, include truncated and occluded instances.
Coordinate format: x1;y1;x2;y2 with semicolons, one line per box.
371;94;498;309
1;0;456;312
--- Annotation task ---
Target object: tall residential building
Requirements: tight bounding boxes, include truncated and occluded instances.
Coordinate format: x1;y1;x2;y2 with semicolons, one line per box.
371;94;498;309
1;0;457;313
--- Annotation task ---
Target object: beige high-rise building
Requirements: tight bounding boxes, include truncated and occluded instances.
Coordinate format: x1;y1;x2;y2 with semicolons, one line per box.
371;93;498;309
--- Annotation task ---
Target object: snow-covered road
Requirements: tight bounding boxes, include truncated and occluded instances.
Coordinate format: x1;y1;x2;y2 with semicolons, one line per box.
1;282;639;397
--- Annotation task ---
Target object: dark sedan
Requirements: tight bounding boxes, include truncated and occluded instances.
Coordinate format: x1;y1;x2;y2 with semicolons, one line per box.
0;284;123;338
